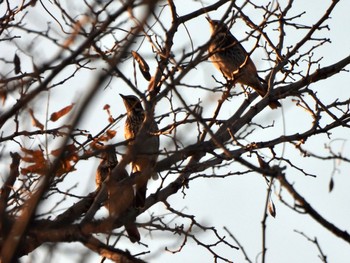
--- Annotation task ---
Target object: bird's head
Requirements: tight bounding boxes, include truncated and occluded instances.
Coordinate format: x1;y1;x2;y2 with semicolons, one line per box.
120;94;144;114
206;17;229;34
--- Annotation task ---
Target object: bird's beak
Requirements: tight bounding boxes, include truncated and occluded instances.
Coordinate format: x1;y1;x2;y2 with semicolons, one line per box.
120;94;129;108
206;17;215;33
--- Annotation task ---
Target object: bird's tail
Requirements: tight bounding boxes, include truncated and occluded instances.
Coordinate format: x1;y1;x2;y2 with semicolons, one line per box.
255;79;281;109
135;184;147;208
125;222;141;243
268;100;281;109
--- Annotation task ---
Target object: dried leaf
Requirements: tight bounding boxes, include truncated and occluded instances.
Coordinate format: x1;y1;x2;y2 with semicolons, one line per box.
98;135;109;142
51;144;77;157
21;163;48;175
268;200;276;218
21;147;40;155
89;141;101;150
50;144;78;177
132;50;151;81
50;148;61;157
14;54;21;74
106;129;116;139
21;147;48;176
21;156;37;163
103;104;114;123
50;103;75;122
66;143;78;153
29;108;44;130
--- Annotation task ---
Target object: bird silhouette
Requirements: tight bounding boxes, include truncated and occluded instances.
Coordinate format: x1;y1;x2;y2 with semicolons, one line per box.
207;18;281;109
96;147;140;243
120;94;159;208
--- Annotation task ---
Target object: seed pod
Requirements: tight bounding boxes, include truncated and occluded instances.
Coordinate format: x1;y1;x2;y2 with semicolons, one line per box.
14;54;21;74
329;177;334;192
268;200;276;218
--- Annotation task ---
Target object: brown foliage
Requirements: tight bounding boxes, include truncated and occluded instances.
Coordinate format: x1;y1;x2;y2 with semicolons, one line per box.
50;104;75;122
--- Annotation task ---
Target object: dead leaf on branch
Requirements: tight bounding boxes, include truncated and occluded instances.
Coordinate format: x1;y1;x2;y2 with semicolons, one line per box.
106;129;116;139
50;103;75;122
268;200;276;218
89;130;117;151
132;50;151;81
21;147;45;163
96;133;113;143
103;104;114;123
21;145;78;177
28;108;44;130
21;147;48;176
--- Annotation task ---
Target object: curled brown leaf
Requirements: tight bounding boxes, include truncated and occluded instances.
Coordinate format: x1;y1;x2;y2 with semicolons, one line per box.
132;50;151;81
268;200;276;218
29;108;44;130
50;103;75;122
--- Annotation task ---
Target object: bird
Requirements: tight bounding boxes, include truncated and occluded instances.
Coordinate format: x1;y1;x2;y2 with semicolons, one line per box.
120;94;159;208
207;18;281;109
95;147;118;190
96;147;140;243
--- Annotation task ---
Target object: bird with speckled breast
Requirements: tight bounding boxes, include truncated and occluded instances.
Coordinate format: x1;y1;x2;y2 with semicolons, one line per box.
120;94;159;208
207;18;281;109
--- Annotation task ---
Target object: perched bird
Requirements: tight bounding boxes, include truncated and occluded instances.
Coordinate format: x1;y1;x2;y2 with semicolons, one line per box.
207;18;281;109
96;147;140;243
95;147;118;190
120;94;159;208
